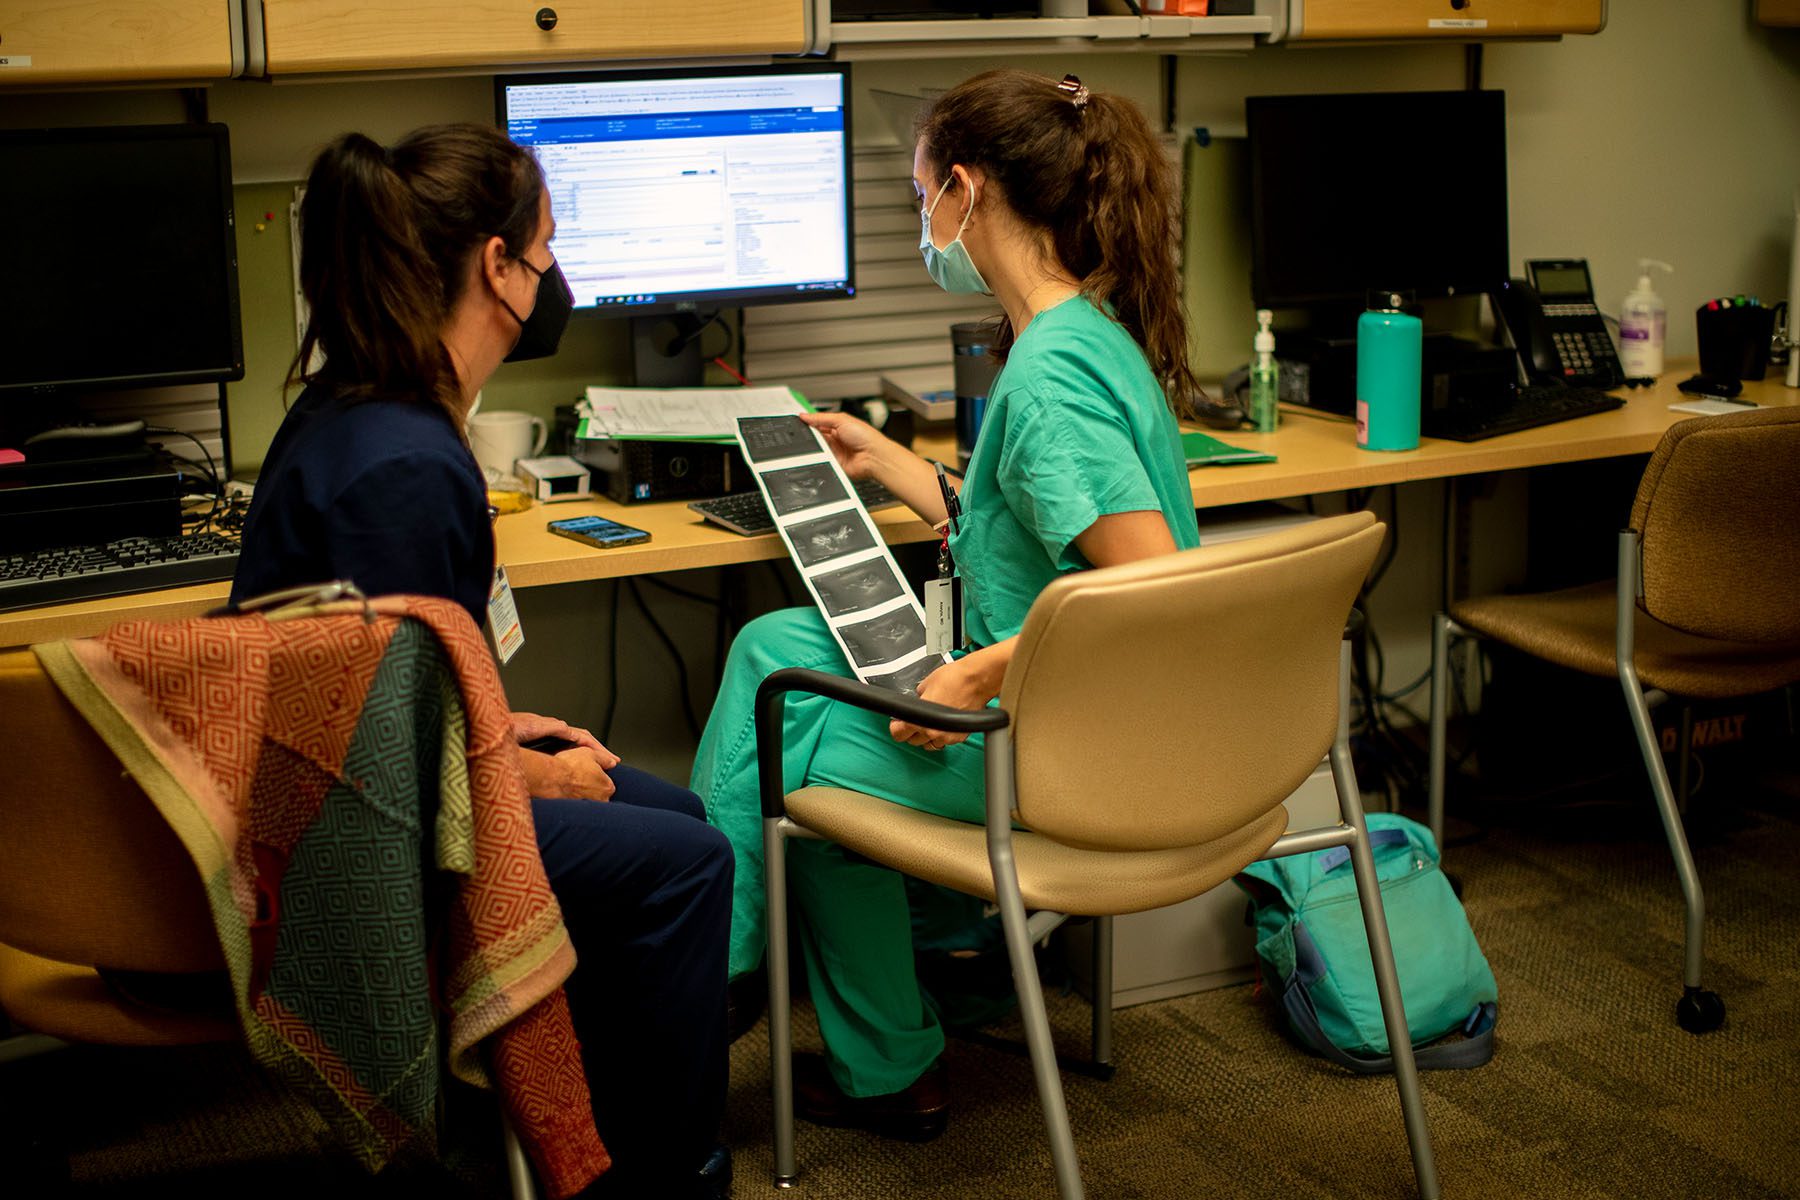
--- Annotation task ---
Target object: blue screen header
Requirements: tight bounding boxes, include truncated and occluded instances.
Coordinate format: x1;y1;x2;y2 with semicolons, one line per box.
508;106;843;147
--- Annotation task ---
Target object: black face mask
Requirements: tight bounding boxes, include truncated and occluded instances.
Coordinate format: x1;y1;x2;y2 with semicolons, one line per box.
501;256;574;362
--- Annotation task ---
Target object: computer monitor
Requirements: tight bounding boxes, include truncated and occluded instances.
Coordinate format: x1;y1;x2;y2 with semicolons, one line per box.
0;123;244;398
1246;90;1509;311
496;63;855;324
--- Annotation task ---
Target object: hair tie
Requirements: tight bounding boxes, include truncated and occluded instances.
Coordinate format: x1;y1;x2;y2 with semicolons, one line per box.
1057;73;1090;110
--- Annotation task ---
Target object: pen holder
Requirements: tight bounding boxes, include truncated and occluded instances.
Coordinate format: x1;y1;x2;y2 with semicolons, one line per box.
1696;304;1775;383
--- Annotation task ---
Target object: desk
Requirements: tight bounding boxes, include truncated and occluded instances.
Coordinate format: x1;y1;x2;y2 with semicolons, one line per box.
5;364;1793;648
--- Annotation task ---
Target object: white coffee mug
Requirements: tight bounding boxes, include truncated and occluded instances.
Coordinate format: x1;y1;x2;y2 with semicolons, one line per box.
467;410;546;478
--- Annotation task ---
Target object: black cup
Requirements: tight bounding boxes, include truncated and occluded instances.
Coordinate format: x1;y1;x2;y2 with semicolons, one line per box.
1696;303;1776;382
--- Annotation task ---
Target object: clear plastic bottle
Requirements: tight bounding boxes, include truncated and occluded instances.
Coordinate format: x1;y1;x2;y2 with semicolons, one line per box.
1249;309;1279;433
1619;259;1673;380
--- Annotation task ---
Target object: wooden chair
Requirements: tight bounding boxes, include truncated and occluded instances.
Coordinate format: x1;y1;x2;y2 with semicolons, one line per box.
0;646;540;1197
1428;405;1800;1034
757;511;1440;1199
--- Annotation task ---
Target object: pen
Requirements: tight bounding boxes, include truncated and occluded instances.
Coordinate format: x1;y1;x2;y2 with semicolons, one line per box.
934;460;962;535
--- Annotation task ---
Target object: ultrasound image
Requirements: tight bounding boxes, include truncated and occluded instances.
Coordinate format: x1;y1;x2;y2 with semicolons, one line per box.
811;556;906;618
864;654;944;698
763;461;848;516
838;606;928;669
739;415;817;464
788;510;878;568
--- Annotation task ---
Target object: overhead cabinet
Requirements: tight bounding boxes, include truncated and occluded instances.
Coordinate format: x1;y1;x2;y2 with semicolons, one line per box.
0;1;240;84
1276;0;1606;42
256;0;810;75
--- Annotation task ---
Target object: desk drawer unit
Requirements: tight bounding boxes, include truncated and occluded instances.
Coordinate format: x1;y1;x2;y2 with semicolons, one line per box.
259;0;809;74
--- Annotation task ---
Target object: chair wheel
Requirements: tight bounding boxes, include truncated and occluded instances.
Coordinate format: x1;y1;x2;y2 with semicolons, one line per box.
1676;986;1725;1034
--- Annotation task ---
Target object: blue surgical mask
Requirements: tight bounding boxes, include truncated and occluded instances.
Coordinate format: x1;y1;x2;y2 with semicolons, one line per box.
919;177;990;296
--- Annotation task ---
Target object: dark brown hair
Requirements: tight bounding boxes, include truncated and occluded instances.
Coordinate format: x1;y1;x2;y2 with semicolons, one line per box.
915;70;1197;416
291;123;544;422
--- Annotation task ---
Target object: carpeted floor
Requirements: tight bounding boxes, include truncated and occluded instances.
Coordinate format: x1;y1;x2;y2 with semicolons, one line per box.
11;766;1799;1199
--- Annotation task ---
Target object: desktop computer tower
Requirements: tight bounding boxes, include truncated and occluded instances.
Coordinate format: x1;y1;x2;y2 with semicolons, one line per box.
571;438;756;505
0;451;182;552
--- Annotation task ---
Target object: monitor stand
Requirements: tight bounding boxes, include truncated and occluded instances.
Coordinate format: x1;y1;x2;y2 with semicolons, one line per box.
631;314;708;388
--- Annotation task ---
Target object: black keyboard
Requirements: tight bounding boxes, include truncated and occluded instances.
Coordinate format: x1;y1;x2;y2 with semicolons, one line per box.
688;478;901;536
1423;384;1625;442
0;532;240;612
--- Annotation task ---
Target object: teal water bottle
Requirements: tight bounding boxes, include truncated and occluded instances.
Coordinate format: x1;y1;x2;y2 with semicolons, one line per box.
1356;290;1422;452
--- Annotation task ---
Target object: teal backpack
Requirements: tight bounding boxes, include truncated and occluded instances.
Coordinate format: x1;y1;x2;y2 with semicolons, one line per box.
1235;813;1498;1073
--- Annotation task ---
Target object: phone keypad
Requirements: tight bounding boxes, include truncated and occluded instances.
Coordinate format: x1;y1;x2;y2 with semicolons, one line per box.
1551;328;1615;378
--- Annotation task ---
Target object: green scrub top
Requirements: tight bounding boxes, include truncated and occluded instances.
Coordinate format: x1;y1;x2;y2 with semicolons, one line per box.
947;295;1201;647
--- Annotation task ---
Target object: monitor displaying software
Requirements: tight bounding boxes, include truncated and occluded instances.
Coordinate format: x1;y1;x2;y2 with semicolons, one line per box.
497;64;855;317
0;123;243;397
1246;90;1509;310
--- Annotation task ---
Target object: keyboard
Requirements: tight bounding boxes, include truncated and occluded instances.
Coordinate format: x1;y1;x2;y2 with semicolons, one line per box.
1423;384;1625;442
689;478;901;536
0;531;240;612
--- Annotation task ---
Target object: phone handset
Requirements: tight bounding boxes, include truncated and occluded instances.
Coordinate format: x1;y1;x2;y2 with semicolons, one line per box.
1494;278;1557;385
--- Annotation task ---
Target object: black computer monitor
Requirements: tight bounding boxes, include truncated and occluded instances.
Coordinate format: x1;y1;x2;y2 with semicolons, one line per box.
1246;90;1509;311
0;123;244;398
496;63;855;320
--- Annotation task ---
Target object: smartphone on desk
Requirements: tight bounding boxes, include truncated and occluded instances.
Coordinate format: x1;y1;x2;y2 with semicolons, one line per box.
547;515;651;549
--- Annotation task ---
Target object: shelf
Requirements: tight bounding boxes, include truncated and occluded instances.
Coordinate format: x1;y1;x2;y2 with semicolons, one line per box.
824;14;1271;58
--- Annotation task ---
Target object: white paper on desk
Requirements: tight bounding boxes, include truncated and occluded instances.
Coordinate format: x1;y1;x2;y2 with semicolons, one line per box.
1669;398;1756;417
579;385;806;441
733;415;949;697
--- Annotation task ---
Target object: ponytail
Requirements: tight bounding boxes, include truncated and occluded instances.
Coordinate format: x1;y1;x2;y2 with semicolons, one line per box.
291;124;544;423
916;71;1198;418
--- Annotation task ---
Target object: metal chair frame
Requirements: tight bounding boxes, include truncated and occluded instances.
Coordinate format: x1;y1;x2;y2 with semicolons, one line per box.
758;638;1439;1199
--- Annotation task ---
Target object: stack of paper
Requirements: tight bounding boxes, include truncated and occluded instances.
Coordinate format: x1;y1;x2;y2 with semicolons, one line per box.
576;385;810;443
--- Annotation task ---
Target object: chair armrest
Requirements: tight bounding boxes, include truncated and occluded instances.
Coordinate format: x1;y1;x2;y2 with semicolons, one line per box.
754;667;1011;819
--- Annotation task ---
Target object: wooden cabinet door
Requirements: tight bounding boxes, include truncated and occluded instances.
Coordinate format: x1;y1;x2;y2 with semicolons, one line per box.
0;1;236;84
1291;0;1606;41
1757;0;1800;27
260;0;809;75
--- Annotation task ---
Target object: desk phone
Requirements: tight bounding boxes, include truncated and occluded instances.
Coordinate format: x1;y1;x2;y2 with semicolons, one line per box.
1497;259;1625;389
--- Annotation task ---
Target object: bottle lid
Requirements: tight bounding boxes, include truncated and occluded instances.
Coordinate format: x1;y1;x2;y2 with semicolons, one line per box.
1254;308;1275;354
1366;289;1411;313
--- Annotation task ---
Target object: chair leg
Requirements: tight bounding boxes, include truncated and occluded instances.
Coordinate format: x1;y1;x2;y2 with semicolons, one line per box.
765;817;799;1186
992;842;1085;1199
1090;916;1113;1070
502;1115;538;1200
1619;678;1725;1033
1330;741;1441;1200
1427;612;1453;852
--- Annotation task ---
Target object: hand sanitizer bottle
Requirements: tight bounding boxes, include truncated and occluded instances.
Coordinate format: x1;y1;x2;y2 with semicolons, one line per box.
1620;259;1673;379
1249;309;1279;433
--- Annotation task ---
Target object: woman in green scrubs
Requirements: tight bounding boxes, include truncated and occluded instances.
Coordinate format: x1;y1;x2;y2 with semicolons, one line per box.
692;69;1202;1133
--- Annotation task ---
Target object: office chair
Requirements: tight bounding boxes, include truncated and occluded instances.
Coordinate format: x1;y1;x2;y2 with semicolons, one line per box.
1427;405;1800;1034
0;645;541;1198
758;511;1441;1199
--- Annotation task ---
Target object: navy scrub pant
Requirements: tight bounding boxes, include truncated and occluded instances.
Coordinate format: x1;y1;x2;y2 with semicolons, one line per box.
532;764;733;1196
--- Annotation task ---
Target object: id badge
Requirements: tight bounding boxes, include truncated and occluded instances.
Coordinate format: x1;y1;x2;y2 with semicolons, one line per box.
923;577;956;655
487;565;525;664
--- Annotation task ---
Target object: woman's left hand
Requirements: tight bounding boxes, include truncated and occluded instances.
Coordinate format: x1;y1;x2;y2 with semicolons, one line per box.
510;711;618;766
889;653;998;752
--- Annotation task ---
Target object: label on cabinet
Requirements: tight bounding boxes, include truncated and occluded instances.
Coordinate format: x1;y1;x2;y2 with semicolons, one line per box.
0;56;35;68
1427;18;1487;28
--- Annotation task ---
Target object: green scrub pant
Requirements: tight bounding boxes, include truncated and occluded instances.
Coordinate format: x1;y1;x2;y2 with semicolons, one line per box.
691;608;985;1097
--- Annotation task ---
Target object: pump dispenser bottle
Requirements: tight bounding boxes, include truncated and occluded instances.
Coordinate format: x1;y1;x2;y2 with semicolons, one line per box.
1620;259;1673;379
1249;309;1279;433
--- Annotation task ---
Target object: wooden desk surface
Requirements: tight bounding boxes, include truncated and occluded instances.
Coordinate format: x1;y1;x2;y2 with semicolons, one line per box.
6;364;1792;647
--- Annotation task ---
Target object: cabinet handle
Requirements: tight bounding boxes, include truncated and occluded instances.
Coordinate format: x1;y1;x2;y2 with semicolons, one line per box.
536;7;558;31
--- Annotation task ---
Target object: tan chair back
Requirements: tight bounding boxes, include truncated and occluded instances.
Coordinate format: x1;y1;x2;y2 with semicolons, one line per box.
0;648;222;973
998;511;1383;853
1630;405;1800;644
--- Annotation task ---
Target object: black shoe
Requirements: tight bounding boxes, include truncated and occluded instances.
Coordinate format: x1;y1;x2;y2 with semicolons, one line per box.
792;1052;948;1143
726;968;766;1044
694;1143;732;1199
